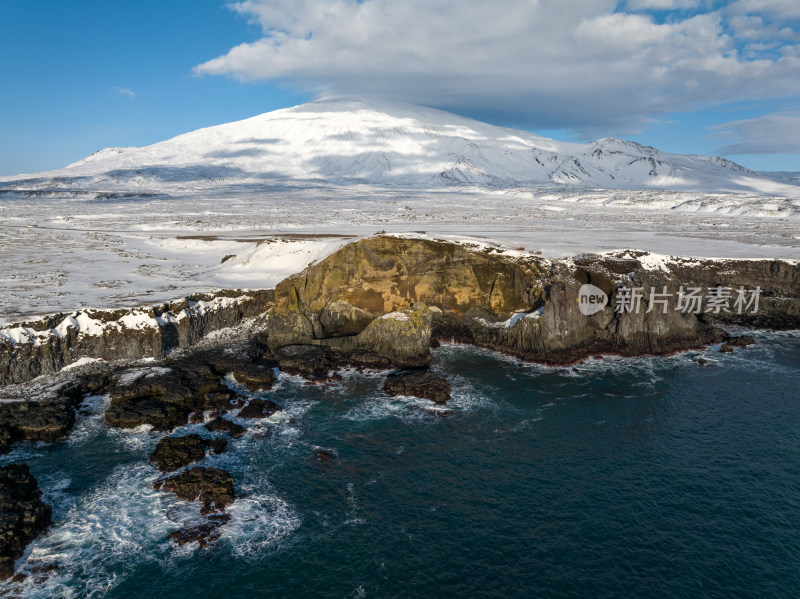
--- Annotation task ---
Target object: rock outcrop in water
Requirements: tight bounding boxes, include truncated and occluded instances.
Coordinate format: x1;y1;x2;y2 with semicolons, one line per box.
153;467;236;515
104;348;259;431
383;371;452;404
0;465;52;580
149;434;228;473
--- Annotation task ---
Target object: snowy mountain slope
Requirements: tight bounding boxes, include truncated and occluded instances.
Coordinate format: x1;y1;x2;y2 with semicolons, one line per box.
2;97;798;197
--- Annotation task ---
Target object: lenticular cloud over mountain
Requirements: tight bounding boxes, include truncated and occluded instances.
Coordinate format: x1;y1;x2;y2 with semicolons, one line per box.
3;98;798;198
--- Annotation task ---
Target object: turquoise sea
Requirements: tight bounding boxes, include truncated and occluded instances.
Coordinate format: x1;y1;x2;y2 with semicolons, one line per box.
2;332;799;598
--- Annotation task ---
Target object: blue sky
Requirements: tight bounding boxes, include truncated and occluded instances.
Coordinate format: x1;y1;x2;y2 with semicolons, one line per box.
2;0;799;175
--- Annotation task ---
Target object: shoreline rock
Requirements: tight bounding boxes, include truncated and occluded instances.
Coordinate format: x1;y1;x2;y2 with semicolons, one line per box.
0;290;274;386
149;434;227;473
153;467;236;515
0;464;52;580
1;237;798;389
383;371;452;404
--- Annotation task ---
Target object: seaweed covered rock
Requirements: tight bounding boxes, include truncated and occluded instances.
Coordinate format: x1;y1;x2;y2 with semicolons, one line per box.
726;335;756;347
383;371;452;404
0;464;52;580
149;434;227;472
153;467;235;514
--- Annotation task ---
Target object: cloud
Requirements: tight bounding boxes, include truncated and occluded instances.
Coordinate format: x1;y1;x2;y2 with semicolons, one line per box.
194;0;800;136
115;87;136;98
626;0;701;9
713;113;800;154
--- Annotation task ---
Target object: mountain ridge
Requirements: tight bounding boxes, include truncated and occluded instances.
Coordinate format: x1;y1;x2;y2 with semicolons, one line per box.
2;98;797;196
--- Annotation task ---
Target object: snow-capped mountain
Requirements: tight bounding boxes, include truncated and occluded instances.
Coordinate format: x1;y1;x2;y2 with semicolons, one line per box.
2;98;798;196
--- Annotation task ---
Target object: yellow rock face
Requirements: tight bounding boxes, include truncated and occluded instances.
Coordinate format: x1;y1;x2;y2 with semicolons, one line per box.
274;236;547;319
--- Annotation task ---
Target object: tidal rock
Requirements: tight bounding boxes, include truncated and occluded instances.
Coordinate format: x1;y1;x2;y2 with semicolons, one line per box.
0;465;52;580
0;374;114;454
726;335;756;347
314;448;336;462
719;344;734;353
153;467;236;515
231;363;276;391
149;434;227;472
204;416;247;438
168;513;231;548
696;358;709;366
273;344;337;378
383;370;452;404
105;357;244;431
238;398;282;419
0;401;75;453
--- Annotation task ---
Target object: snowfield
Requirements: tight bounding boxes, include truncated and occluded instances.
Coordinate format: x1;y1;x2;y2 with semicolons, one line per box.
3;97;800;198
0;98;797;325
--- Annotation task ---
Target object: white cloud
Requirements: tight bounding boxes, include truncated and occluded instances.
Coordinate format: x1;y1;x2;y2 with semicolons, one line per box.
713;113;800;154
115;87;136;98
626;0;701;9
195;0;800;135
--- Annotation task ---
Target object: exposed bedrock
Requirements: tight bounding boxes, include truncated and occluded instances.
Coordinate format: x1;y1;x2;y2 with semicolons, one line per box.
153;466;236;515
0;374;112;454
1;236;799;387
265;236;800;367
149;434;228;473
0;290;274;386
104;349;254;431
0;464;52;580
383;370;452;404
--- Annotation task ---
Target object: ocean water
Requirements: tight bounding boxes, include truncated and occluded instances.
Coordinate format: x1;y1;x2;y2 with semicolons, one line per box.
2;333;799;598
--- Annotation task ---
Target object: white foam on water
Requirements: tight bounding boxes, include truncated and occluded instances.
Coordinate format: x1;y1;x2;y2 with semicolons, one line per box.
221;474;301;558
7;463;181;599
342;393;449;424
67;394;112;448
106;424;158;452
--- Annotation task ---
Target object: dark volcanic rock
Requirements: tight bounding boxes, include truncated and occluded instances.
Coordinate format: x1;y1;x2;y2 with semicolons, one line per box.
231;364;276;391
238;398;282;419
204;416;247;438
0;401;75;454
274;344;337;377
149;434;227;473
315;448;336;462
0;374;113;454
169;513;231;548
720;344;734;353
0;464;52;580
0;290;275;386
727;335;756;347
153;467;235;514
383;370;452;404
105;359;244;431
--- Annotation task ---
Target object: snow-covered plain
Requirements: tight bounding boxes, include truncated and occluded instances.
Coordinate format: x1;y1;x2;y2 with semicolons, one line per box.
0;98;798;325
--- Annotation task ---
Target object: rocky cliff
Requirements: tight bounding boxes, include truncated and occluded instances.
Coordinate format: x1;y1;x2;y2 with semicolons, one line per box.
264;236;800;368
0;290;273;386
1;235;798;386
